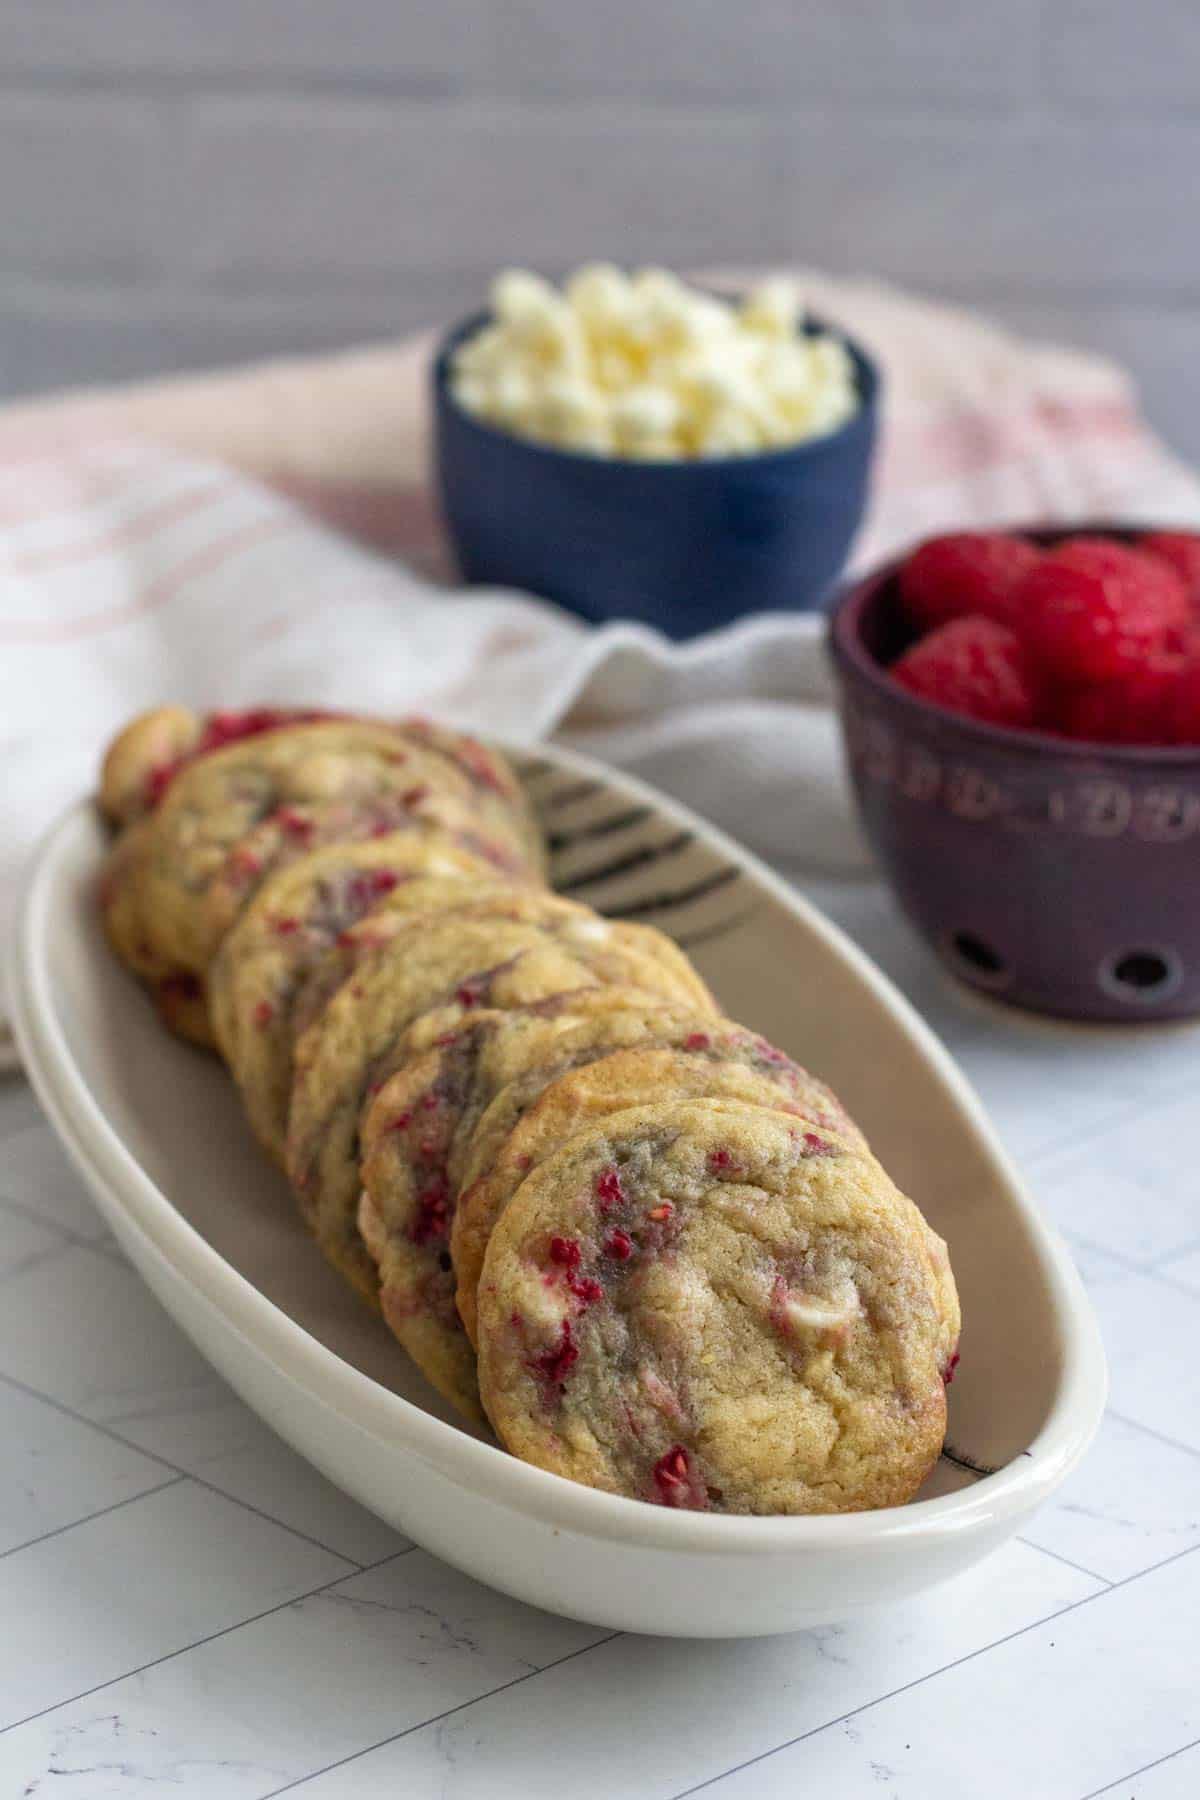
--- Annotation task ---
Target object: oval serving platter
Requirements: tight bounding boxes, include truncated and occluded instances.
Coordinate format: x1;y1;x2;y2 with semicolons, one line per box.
8;739;1105;1639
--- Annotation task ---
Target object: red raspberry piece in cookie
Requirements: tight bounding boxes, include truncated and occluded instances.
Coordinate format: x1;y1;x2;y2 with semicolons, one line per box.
890;617;1037;729
1017;538;1190;682
898;533;1041;632
1141;531;1200;612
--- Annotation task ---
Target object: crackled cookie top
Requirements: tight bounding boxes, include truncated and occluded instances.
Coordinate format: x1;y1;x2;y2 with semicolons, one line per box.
476;1100;952;1515
289;887;715;1059
208;842;503;1160
98;706;539;862
98;706;327;826
286;905;714;1298
452;1029;862;1347
202;792;530;957
358;991;690;1418
131;720;541;975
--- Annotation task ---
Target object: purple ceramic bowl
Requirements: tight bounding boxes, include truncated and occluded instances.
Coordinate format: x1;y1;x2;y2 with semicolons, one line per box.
830;527;1200;1022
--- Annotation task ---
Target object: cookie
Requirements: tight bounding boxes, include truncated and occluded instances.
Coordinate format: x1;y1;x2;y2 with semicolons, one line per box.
98;819;216;1047
358;992;690;1418
286;903;716;1300
285;886;715;1080
452;1028;862;1346
127;719;537;978
476;1099;955;1514
98;706;540;867
209;840;505;1160
203;791;534;959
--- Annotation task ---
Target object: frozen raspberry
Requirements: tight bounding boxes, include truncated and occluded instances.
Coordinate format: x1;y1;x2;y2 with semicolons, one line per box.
1017;538;1189;682
1141;531;1200;612
890;617;1038;728
898;533;1041;632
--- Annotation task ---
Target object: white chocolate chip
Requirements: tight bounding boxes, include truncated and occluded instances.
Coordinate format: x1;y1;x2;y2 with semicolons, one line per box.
450;265;859;459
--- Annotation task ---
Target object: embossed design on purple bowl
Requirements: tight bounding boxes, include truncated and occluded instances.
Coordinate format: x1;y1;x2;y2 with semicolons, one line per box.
829;527;1200;1022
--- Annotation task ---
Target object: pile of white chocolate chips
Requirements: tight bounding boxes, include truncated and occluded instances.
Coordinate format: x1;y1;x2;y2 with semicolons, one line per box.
448;265;861;460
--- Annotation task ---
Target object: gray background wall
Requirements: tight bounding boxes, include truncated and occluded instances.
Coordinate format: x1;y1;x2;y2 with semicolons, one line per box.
3;1;1199;458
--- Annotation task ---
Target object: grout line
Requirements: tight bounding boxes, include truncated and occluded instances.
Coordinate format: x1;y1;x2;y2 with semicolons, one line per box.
1057;1230;1158;1281
1054;1224;1200;1299
1151;1232;1200;1271
0;1366;371;1572
0;1190;106;1251
0;1241;74;1287
1014;1537;1112;1588
0;1474;185;1566
1079;1733;1200;1800
1105;1408;1200;1465
182;1470;370;1572
667;1543;1200;1800
257;1631;623;1799
0;1546;416;1738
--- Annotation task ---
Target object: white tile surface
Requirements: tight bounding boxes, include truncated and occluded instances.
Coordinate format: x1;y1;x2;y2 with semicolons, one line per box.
0;1198;63;1275
0;1118;111;1240
1069;1248;1200;1454
0;1479;350;1731
1159;1245;1200;1296
0;1376;169;1558
0;1237;408;1565
0;1551;604;1797
1087;1740;1200;1799
286;1543;1095;1799
1021;1412;1200;1583
1;872;1195;1796
705;1547;1200;1800
1033;1088;1200;1266
115;1405;414;1567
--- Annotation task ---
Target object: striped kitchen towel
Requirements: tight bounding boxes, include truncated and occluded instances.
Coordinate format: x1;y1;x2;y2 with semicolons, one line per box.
2;272;1199;1064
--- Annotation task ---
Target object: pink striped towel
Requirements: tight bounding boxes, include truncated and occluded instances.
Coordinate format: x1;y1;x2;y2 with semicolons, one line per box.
2;272;1198;1063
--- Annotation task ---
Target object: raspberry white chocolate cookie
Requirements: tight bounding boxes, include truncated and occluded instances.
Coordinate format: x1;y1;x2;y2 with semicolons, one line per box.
209;842;504;1160
477;1100;955;1514
132;721;538;977
99;706;540;866
98;819;217;1047
287;904;716;1299
99;706;325;826
287;887;715;1068
452;1031;863;1347
358;992;693;1417
202;791;530;956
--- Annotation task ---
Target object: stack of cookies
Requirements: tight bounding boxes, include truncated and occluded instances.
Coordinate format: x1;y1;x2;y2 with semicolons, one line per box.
99;707;960;1516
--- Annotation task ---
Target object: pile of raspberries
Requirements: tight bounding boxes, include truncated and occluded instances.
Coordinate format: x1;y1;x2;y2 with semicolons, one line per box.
888;531;1200;744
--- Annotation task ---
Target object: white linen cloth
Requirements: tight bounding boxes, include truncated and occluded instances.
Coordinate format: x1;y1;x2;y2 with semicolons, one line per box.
4;273;1200;1060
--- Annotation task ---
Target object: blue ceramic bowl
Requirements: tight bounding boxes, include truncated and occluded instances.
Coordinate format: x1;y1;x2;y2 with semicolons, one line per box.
432;309;879;638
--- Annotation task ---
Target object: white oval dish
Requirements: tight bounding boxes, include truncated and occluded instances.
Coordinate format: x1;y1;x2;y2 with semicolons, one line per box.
8;741;1105;1639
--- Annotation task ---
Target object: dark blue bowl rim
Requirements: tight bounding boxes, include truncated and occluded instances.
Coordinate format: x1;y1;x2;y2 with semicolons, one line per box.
432;303;880;476
829;528;1200;768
